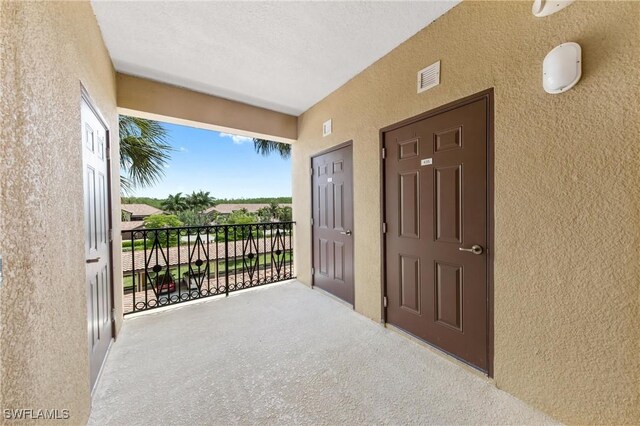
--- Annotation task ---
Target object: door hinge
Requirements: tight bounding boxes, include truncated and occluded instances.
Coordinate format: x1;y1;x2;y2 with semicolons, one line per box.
311;267;315;275
111;307;116;322
310;217;314;226
382;222;387;234
383;296;388;308
310;168;314;176
381;148;386;159
108;229;113;242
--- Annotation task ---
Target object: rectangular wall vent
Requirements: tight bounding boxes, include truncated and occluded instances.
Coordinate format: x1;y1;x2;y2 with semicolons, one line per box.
417;61;440;93
323;119;332;137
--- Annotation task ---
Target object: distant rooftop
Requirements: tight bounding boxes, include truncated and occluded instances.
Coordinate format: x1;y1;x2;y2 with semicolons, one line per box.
121;204;163;217
120;220;145;231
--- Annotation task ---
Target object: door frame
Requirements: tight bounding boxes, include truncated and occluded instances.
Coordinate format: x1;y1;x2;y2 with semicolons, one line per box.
309;140;355;308
379;89;494;376
80;84;116;385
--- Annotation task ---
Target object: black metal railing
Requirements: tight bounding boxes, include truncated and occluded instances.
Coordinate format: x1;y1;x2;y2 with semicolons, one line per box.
122;222;295;314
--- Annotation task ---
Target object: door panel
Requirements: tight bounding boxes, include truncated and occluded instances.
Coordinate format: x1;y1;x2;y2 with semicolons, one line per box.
312;145;354;305
399;171;420;238
82;97;112;390
435;165;462;243
384;95;490;371
399;254;420;313
435;261;463;331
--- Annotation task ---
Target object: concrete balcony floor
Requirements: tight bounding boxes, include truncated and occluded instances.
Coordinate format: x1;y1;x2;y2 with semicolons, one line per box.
89;281;555;425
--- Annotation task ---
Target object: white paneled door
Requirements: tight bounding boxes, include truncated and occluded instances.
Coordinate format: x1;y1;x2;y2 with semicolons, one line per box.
81;94;113;391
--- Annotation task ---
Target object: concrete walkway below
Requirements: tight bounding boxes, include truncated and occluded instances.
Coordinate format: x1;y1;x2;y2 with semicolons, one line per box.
89;281;556;425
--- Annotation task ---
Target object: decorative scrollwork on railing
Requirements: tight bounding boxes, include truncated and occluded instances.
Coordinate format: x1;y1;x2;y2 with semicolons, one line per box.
123;222;295;314
271;225;287;277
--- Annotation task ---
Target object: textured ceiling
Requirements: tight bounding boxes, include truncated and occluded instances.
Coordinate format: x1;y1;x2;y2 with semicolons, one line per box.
92;1;460;115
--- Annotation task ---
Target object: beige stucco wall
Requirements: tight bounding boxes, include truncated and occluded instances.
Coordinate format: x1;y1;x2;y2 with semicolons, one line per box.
0;1;121;424
292;1;640;424
117;73;298;143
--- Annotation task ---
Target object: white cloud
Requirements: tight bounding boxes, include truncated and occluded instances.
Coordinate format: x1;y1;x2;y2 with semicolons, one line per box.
219;132;253;144
179;146;188;152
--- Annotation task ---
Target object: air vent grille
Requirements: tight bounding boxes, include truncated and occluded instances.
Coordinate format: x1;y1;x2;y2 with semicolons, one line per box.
417;61;440;93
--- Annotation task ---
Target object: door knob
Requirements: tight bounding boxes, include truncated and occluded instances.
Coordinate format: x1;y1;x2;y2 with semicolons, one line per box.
459;245;483;255
340;230;352;236
86;257;101;264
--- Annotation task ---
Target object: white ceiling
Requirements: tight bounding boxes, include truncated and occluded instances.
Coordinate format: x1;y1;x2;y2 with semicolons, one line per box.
92;1;460;116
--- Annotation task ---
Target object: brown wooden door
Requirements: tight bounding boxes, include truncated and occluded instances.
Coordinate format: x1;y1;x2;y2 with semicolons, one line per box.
82;96;113;391
384;94;490;371
312;144;354;305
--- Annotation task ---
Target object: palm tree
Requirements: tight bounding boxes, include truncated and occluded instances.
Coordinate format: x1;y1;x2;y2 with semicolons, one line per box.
119;116;172;193
267;201;280;220
256;207;272;223
162;193;188;213
277;206;292;222
186;190;215;210
253;139;291;159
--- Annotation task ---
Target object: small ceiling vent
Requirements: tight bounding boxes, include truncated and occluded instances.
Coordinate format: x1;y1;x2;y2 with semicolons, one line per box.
417;61;440;93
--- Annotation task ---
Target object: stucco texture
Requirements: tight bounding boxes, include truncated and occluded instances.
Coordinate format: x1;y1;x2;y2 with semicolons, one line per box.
292;2;640;424
0;1;121;424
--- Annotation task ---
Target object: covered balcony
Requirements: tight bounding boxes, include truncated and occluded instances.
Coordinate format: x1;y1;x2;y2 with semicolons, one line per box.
2;1;639;424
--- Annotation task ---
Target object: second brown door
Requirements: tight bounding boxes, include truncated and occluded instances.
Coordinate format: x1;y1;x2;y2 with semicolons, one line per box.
312;144;354;305
384;93;490;372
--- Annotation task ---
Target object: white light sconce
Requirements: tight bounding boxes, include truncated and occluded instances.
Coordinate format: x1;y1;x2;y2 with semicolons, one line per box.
532;0;574;17
543;42;581;94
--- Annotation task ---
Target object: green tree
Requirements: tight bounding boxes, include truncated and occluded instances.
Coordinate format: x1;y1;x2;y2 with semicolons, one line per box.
267;201;280;220
162;193;189;213
186;190;215;210
143;214;183;229
143;214;183;246
277;206;292;222
119;116;173;193
253;139;291;159
177;209;214;227
256;207;272;223
216;210;261;241
226;210;257;225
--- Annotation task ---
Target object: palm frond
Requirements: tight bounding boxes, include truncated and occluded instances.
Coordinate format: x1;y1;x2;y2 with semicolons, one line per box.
253;139;291;159
119;116;173;191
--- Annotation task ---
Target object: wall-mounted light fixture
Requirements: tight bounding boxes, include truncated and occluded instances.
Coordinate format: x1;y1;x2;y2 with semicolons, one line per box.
532;0;574;17
543;42;581;94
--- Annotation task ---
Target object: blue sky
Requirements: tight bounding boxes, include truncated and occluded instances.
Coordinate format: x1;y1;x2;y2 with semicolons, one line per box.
131;122;292;199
